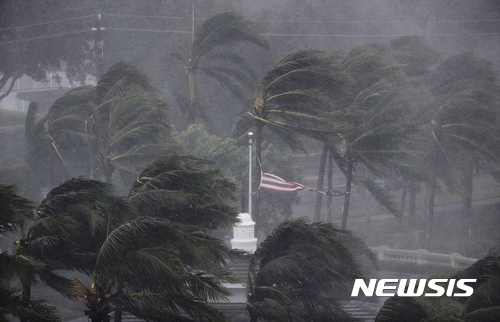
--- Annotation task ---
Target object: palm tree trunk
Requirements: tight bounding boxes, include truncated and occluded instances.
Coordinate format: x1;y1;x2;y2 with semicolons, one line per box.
400;180;407;218
425;175;436;250
425;144;439;250
19;280;32;322
313;144;328;222
399;180;407;231
340;157;354;229
326;149;334;223
409;180;417;218
114;308;122;322
187;69;197;125
462;162;474;217
186;3;197;125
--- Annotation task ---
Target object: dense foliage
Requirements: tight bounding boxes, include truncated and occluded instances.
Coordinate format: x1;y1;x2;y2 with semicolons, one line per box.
12;155;240;322
247;218;376;322
376;252;500;322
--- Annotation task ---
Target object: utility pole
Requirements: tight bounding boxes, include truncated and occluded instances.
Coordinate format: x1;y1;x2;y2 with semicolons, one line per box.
91;14;105;77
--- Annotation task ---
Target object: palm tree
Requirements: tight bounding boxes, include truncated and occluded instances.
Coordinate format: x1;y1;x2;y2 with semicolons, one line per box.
20;155;241;321
418;52;500;249
127;155;240;229
0;183;33;235
177;10;269;125
375;251;500;322
23;178;130;273
0;183;61;322
89;62;178;183
330;43;414;229
0;275;61;322
374;36;440;221
11;178;128;322
26;61;177;191
77;217;234;322
246;217;376;322
232;50;347;227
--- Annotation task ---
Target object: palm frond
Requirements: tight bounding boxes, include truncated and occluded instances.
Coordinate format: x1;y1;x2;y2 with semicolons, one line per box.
94;61;154;105
0;287;60;322
0;183;34;234
463;306;500;321
192;11;269;62
359;178;400;218
128;155;239;228
248;218;365;321
200;65;254;103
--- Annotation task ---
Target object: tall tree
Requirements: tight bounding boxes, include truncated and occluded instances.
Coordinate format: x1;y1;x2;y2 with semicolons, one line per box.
0;183;62;322
25;61;177;196
232;50;346;228
330;42;413;229
177;10;269;126
418;52;500;249
19;155;240;321
247;218;376;322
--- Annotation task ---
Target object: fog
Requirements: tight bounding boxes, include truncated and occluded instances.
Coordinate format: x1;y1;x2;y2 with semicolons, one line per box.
1;0;500;321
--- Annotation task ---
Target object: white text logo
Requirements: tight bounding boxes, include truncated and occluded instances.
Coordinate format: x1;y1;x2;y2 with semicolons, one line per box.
351;279;476;297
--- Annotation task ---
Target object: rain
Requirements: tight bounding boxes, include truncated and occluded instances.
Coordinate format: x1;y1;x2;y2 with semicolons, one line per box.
1;1;500;321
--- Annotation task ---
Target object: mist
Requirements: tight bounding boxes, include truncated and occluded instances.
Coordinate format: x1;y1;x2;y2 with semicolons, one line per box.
1;1;500;321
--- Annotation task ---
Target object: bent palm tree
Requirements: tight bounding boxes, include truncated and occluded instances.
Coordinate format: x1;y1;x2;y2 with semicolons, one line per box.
419;52;500;249
233;50;347;227
0;183;61;322
0;183;33;235
329;43;414;228
376;252;500;322
179;10;269;125
127;155;240;228
27;61;177;190
20;155;241;321
247;218;375;322
84;217;234;322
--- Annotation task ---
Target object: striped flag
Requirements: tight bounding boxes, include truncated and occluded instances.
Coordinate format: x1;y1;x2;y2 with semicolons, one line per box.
259;173;349;196
259;173;305;193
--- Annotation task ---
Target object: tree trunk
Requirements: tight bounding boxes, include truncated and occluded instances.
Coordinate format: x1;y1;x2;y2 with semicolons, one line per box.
400;181;407;218
424;142;439;250
424;176;436;250
409;180;417;218
114;310;122;322
187;68;197;125
19;280;32;322
340;158;354;229
113;281;124;322
326;149;334;223
313;144;328;222
186;4;197;126
399;180;407;231
462;162;474;217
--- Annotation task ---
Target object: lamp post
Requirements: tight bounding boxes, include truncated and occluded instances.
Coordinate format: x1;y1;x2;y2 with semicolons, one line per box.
248;132;253;219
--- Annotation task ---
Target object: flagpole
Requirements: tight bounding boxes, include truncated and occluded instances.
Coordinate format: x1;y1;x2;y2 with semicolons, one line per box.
248;132;253;218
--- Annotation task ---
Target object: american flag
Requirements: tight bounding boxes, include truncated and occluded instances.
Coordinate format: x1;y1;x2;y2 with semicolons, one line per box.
259;173;349;196
259;173;305;193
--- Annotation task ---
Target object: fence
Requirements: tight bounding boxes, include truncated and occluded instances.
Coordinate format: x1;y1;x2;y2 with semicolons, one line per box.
370;246;477;270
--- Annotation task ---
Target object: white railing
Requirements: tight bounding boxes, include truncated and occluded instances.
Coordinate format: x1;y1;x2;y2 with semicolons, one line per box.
370;246;477;270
